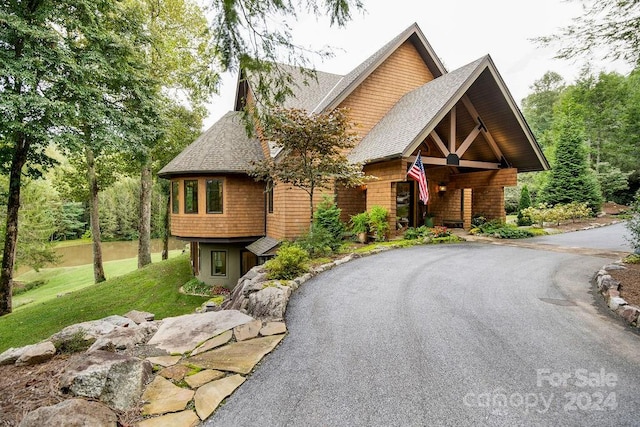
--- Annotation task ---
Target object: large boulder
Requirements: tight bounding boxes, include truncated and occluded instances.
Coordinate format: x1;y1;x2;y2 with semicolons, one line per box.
15;341;56;366
19;399;117;427
49;316;134;349
146;310;253;354
87;322;159;352
60;350;152;411
0;347;24;366
246;285;292;321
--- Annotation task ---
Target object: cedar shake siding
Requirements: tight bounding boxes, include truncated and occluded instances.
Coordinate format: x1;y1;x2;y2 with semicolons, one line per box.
170;175;265;239
266;184;335;240
338;40;435;140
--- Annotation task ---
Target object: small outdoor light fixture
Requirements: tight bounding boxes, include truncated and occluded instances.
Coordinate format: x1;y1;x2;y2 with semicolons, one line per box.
437;183;447;193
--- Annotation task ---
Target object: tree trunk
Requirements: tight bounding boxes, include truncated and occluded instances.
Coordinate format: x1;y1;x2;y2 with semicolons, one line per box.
0;135;29;316
86;146;106;283
162;181;170;261
138;156;152;268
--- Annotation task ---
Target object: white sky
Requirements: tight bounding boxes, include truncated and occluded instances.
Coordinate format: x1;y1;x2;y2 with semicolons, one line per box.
202;0;633;129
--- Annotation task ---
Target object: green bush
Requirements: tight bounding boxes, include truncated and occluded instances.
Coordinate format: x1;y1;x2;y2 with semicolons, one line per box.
313;196;345;243
471;214;487;228
368;205;389;242
12;279;47;296
264;243;310;280
626;193;640;253
296;226;335;257
183;278;210;295
349;211;370;235
517;185;533;226
521;202;592;227
475;220;534;239
403;225;450;240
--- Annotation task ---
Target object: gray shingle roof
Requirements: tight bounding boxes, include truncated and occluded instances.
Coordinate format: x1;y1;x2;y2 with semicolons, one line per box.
246;236;280;256
277;64;343;112
158;111;264;177
348;57;487;164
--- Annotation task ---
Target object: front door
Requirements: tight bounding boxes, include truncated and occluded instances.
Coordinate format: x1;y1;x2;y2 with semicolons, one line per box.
396;182;414;230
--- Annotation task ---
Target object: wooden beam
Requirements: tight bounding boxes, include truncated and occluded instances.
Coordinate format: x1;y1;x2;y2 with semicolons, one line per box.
422;156;447;166
429;131;450;156
461;96;503;160
458;159;500;169
449;105;456;153
455;125;481;157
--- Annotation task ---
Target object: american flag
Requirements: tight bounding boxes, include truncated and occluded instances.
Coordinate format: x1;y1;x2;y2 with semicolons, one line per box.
407;152;429;204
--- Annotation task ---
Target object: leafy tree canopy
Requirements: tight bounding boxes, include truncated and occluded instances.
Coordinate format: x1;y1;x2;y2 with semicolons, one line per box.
535;0;640;65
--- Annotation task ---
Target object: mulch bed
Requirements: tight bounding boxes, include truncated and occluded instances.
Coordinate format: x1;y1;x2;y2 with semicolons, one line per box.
610;262;640;308
0;355;69;426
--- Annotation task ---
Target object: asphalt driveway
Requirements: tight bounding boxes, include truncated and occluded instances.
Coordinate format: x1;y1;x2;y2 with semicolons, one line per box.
205;225;640;426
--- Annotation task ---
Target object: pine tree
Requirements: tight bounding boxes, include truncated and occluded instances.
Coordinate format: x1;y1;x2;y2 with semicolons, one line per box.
517;185;533;226
540;98;603;214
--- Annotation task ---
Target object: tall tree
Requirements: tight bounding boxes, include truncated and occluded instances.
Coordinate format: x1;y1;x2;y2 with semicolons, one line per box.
540;96;603;213
56;0;160;283
521;71;566;150
535;0;640;65
136;0;217;268
0;0;75;314
250;107;365;223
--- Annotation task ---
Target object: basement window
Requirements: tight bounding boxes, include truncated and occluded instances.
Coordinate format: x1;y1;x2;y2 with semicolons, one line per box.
211;250;227;276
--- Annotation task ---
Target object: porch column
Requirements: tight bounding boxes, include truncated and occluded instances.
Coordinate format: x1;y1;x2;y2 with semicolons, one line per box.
463;189;472;229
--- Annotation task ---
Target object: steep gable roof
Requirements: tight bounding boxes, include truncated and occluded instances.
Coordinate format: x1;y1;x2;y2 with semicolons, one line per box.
348;55;549;172
312;22;446;113
348;57;484;164
158;111;264;177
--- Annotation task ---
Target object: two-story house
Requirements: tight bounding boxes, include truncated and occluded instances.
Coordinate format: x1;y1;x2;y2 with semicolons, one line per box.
158;23;549;287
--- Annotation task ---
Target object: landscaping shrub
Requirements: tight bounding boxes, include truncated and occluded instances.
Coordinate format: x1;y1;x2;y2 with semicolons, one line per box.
349;211;370;235
521;202;592;227
368;205;389;242
296;226;335;257
626;193;640;253
517;185;533;226
182;278;210;296
403;225;451;240
313;196;346;244
264;243;310;280
473;220;534;239
471;214;487;228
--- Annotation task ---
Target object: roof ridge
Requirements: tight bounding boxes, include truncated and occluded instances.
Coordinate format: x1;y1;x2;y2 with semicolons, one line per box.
312;22;445;113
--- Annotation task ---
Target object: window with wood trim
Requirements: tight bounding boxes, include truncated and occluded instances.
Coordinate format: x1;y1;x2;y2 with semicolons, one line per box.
211;250;227;276
267;185;274;214
206;179;223;213
171;181;179;214
184;180;198;214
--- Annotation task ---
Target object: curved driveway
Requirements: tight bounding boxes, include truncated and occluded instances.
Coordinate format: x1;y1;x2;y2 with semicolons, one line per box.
206;224;640;426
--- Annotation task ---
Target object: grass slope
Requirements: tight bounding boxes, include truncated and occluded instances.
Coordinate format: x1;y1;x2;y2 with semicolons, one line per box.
0;254;208;352
14;250;182;310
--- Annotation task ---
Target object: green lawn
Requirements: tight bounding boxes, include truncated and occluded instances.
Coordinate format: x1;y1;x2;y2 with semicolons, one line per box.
14;250;183;310
0;254;208;352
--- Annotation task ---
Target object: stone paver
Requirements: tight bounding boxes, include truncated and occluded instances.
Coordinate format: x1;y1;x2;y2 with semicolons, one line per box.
184;369;225;389
138;410;200;427
147;310;253;354
194;374;246;420
146;355;181;367
233;319;262;341
191;330;233;356
259;321;287;336
186;334;285;374
158;364;191;381
141;376;195;416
